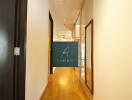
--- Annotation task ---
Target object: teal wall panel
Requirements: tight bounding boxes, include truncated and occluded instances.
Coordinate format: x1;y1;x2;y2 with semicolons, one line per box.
52;42;78;67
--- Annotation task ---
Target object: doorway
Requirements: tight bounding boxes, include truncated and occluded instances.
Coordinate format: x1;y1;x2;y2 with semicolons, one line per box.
49;12;53;74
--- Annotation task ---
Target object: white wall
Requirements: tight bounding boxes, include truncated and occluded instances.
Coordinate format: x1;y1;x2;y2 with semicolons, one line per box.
80;0;93;98
82;0;93;25
26;0;49;100
94;0;132;100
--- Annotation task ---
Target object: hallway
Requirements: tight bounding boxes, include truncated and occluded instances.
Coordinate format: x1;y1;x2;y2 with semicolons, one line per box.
41;68;89;100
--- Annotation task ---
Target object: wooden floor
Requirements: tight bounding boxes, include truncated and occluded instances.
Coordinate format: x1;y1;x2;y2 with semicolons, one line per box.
41;68;89;100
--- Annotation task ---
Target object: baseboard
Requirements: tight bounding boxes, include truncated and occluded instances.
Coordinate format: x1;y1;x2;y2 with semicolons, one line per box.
80;78;93;100
39;82;48;100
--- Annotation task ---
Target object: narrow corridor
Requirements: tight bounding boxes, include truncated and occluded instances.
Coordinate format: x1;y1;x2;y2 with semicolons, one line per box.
41;68;89;100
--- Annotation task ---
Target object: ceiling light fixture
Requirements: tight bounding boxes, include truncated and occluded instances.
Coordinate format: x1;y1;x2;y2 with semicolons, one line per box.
64;18;66;22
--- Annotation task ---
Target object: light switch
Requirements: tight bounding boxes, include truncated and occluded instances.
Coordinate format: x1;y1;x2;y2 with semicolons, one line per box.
14;47;20;56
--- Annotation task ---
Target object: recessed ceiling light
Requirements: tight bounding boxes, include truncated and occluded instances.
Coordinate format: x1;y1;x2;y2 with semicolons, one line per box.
56;0;65;2
64;19;66;22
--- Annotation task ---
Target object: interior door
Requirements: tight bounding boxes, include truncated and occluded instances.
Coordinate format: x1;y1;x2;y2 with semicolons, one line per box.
0;0;15;100
0;0;17;100
0;0;27;99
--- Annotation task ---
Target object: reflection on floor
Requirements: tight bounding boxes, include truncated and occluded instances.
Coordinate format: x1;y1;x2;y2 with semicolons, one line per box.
41;68;89;100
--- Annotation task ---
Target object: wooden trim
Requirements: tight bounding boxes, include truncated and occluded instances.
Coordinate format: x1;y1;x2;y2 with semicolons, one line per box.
91;20;94;94
85;19;94;94
80;76;93;100
49;12;53;74
40;84;49;99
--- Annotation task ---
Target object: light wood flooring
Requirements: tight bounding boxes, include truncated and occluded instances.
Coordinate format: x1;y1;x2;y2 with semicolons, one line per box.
41;68;89;100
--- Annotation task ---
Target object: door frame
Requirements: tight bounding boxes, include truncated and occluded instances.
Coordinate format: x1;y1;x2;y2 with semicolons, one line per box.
49;12;53;74
85;19;94;94
14;0;27;100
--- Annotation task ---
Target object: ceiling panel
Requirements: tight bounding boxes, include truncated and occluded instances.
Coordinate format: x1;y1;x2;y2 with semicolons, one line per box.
49;0;84;31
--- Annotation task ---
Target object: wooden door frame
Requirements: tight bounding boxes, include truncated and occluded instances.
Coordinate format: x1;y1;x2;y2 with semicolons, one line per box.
85;19;94;94
49;12;53;74
14;0;27;100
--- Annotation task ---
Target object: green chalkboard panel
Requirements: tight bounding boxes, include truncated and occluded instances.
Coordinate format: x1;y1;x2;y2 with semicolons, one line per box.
52;42;78;67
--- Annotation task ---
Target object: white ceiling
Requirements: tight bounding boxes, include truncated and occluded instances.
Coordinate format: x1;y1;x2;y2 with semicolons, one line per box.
49;0;84;31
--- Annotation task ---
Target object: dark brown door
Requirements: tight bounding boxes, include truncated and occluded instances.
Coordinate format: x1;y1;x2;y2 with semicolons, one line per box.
0;0;27;100
49;12;53;74
0;0;16;100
